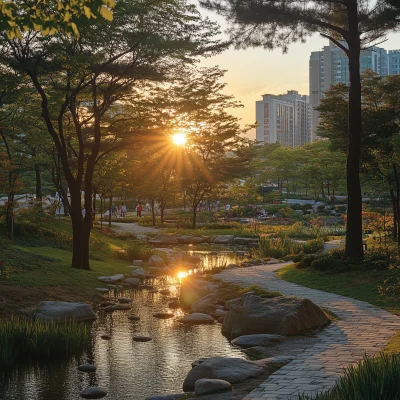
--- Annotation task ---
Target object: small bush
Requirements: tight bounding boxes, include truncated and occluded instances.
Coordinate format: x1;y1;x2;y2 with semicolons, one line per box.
116;241;155;261
297;254;318;269
303;238;325;254
311;255;344;272
258;236;303;259
298;353;400;400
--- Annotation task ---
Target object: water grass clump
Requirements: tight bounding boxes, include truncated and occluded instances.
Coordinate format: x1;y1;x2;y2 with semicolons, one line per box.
258;236;303;259
298;353;400;400
0;316;91;366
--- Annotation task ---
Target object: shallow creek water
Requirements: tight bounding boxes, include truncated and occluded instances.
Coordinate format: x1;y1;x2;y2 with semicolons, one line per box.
0;251;246;400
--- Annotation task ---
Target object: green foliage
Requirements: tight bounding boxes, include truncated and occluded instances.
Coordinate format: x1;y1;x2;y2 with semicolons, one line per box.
303;238;325;254
240;285;281;298
298;354;400;400
116;241;155;261
297;254;318;269
0;317;90;366
258;237;303;259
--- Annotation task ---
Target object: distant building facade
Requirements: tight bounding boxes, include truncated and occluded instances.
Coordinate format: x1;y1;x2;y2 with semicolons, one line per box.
255;90;311;148
309;42;400;140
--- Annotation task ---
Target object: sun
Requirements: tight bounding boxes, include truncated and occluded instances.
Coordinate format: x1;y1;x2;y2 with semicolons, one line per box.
177;271;188;280
172;133;187;146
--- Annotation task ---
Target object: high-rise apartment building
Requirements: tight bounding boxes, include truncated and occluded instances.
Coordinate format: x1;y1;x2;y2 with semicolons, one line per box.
256;90;311;148
310;42;391;139
389;50;400;75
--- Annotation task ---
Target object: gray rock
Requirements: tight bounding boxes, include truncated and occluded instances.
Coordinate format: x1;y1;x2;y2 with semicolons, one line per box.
179;313;214;325
118;297;132;303
95;288;110;293
231;334;286;348
98;274;124;283
104;305;115;312
149;234;179;245
35;301;96;323
194;378;232;396
113;304;131;310
124;278;141;286
128;315;140;321
214;309;227;318
177;235;203;244
77;364;96;372
148;255;165;268
101;334;111;340
132;260;143;266
222;295;330;339
159;289;171;295
80;387;107;399
233;237;258;245
100;301;114;307
131;268;147;278
241;346;270;360
133;336;152;342
214;235;234;244
183;357;267;391
191;293;218;314
153;312;174;319
226;263;238;269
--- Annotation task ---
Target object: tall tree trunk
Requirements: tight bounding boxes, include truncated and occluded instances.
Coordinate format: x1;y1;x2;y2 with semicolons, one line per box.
393;164;400;244
70;187;90;270
345;5;364;259
160;200;166;224
100;196;103;228
389;187;397;240
35;164;42;200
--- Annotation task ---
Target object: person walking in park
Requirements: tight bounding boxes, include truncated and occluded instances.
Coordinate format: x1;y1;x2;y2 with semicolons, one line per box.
121;203;127;217
137;202;143;217
112;204;117;217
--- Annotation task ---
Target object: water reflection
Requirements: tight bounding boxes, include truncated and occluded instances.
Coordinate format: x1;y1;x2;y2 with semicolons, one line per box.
0;273;244;400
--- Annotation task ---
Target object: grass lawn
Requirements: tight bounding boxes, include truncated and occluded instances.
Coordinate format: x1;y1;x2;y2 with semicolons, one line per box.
0;219;131;317
278;264;400;315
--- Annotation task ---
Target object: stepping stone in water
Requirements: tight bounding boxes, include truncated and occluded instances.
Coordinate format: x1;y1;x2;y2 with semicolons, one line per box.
128;315;140;321
118;297;132;304
100;302;114;308
133;336;152;342
104;306;115;312
113;304;131;310
153;312;174;319
96;288;109;293
159;289;171;295
80;386;107;399
168;301;180;309
77;364;97;373
101;334;112;340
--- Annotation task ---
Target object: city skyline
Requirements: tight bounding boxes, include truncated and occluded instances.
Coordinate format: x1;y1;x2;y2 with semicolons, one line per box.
199;8;400;140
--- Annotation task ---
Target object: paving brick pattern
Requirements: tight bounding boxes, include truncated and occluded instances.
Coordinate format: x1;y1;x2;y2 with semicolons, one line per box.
215;263;400;400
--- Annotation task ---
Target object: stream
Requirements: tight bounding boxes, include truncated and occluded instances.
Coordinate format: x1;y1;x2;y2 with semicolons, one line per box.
0;251;246;400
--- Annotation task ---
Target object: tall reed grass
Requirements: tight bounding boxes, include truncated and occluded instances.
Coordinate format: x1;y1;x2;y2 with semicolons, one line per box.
0;317;91;366
258;237;303;258
298;353;400;400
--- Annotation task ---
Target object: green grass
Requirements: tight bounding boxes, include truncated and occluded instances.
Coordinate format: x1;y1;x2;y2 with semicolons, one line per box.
0;316;91;366
278;264;400;315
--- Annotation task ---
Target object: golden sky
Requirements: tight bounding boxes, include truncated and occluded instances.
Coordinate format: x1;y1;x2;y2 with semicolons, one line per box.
199;7;400;140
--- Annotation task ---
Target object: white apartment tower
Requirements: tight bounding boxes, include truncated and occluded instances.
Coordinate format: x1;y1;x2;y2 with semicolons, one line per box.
310;41;390;139
256;90;311;148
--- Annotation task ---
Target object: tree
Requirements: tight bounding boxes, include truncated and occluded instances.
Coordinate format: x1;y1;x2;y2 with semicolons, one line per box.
201;0;400;258
318;72;400;240
0;0;224;269
0;0;114;39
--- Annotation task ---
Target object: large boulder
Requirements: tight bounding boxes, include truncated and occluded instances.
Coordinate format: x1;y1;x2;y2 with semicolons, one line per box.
214;235;234;244
231;334;286;348
179;276;216;308
222;295;329;339
191;293;218;314
148;255;165;268
177;235;203;244
80;387;107;399
149;234;179;245
194;379;232;396
183;357;267;391
35;301;97;323
233;237;259;245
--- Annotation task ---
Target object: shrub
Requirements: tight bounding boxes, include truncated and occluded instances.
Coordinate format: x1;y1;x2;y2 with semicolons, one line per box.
258;236;303;259
117;241;155;261
310;255;344;271
298;353;400;400
297;254;318;269
0;317;91;366
303;238;325;254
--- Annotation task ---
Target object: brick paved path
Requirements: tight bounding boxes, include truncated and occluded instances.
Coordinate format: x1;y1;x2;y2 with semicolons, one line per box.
215;263;400;400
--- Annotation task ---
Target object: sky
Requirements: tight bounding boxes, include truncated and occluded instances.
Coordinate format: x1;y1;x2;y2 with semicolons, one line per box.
198;6;400;140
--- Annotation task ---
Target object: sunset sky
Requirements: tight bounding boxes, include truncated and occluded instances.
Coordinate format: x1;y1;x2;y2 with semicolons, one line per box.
199;8;400;139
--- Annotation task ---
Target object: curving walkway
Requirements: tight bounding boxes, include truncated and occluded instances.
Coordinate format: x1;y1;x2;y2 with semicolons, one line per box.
215;263;400;400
